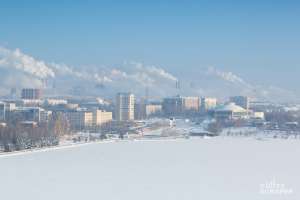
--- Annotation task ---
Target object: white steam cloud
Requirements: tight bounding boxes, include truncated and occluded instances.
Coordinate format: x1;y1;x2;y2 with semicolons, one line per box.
50;61;177;87
204;66;298;102
206;66;252;88
0;47;55;79
0;46;297;102
0;46;179;97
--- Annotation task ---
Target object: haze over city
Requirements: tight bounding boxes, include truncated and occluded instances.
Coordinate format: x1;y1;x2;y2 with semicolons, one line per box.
1;0;300;102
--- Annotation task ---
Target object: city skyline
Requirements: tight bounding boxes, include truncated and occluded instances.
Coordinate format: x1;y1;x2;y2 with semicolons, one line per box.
1;2;300;198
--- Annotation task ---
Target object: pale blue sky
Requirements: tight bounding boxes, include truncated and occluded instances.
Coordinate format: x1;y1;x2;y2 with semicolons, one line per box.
0;0;300;91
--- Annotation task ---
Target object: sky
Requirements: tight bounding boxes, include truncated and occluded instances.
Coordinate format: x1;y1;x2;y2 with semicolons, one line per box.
0;0;300;99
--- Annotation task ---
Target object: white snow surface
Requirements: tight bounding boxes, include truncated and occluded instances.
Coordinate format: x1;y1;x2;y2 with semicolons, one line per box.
0;138;299;200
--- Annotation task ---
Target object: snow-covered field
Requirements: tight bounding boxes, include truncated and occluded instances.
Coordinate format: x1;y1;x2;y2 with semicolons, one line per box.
0;137;299;200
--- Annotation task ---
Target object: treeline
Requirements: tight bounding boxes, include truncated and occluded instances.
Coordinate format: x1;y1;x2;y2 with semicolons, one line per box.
0;114;70;152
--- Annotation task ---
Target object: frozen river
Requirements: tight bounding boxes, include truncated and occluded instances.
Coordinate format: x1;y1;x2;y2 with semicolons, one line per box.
0;137;299;200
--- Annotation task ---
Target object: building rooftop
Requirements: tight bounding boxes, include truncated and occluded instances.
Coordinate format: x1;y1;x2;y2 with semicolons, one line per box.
214;103;247;113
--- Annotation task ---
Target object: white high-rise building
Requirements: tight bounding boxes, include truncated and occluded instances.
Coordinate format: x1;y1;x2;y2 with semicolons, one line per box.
115;93;135;121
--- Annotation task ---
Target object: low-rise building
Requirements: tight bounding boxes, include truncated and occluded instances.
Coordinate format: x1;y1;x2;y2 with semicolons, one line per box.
0;122;6;128
162;96;199;116
40;110;52;122
9;107;44;122
162;96;182;116
251;111;265;120
64;109;93;130
92;109;112;126
134;101;162;120
44;99;68;106
213;103;248;120
201;97;217;112
146;104;162;116
0;102;17;121
20;99;43;107
5;102;16;112
19;121;38;128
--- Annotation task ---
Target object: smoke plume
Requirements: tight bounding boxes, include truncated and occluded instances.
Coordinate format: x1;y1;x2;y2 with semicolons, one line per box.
0;47;55;79
0;46;298;102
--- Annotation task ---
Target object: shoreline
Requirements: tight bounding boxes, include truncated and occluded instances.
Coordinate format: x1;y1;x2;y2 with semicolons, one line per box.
0;139;119;158
2;134;300;158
